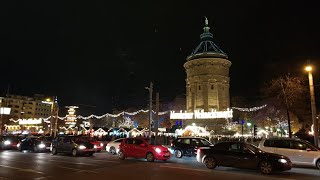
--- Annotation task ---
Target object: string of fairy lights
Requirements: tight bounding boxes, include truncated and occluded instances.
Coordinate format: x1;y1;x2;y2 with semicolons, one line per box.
8;104;267;123
231;104;267;112
9;109;169;122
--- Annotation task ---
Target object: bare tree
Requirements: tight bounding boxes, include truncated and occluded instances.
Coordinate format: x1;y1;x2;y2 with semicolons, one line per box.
264;75;308;137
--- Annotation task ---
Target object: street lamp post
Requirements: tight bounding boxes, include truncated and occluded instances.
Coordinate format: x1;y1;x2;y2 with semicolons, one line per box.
145;82;153;138
305;65;319;147
47;98;55;137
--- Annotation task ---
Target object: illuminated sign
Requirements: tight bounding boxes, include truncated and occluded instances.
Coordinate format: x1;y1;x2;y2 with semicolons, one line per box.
0;107;11;115
19;119;42;125
170;109;233;119
41;101;53;105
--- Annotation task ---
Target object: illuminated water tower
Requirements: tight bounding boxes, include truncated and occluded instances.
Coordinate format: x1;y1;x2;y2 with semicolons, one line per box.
184;18;231;112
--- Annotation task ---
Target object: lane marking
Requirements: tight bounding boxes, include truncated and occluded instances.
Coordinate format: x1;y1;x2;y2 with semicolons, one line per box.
0;165;45;174
34;177;53;180
85;159;120;163
56;166;97;173
49;160;97;166
160;165;211;173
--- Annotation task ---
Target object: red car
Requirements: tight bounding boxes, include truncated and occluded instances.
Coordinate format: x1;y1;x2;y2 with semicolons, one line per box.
89;140;103;152
80;137;103;152
1;135;20;150
118;138;170;162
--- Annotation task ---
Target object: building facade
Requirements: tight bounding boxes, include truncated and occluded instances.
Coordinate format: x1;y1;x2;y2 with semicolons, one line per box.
184;18;231;112
0;94;54;119
0;94;58;134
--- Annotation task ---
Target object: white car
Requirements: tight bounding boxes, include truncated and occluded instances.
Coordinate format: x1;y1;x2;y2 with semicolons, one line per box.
106;138;124;154
259;138;320;169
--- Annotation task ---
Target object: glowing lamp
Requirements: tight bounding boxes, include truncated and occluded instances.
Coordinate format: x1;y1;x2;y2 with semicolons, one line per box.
305;66;312;72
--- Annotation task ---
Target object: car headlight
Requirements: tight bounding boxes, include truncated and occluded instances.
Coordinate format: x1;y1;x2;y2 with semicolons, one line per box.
94;145;97;149
4;140;11;145
100;143;103;147
278;159;287;163
79;145;86;150
38;144;46;148
154;147;161;154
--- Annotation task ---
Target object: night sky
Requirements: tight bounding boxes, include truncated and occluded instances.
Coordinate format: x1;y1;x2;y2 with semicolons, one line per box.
1;1;320;115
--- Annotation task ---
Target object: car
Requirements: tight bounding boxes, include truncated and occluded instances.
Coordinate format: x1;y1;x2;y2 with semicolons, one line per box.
80;136;103;152
0;135;20;150
118;138;170;162
106;138;124;154
197;141;292;174
18;136;51;152
51;135;95;156
170;137;213;158
259;138;320;169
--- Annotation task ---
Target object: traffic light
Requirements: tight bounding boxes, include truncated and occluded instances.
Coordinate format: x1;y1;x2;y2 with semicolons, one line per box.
253;125;258;136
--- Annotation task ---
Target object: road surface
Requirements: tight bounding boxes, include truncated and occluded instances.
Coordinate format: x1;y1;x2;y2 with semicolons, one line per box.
0;150;319;180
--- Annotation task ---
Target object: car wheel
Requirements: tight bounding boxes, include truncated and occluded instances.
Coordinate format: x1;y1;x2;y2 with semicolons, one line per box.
316;159;320;169
33;146;38;153
259;161;273;174
52;148;57;155
110;147;116;154
204;157;217;169
174;150;182;158
118;151;125;160
72;149;77;157
146;153;155;162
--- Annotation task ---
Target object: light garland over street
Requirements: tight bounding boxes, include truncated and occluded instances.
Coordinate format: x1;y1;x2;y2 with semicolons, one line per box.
8;105;267;123
231;104;267;112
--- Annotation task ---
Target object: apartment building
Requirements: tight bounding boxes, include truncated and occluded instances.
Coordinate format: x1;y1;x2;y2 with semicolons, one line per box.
0;94;56;119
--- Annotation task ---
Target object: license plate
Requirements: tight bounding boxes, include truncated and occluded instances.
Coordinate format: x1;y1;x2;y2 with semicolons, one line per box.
46;147;50;149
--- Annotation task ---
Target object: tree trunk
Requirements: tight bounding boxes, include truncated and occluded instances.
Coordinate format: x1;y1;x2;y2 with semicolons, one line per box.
286;107;292;138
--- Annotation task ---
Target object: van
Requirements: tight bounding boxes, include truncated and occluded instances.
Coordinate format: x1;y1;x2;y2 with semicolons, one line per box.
259;138;320;169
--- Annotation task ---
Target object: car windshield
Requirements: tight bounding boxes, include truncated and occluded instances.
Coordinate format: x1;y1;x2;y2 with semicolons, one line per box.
39;136;52;142
303;141;320;151
246;144;264;153
78;136;97;142
200;139;212;146
72;137;89;143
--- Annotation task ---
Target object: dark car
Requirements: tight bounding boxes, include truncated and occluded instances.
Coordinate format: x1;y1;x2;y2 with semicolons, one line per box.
0;135;20;150
196;141;292;174
170;137;213;158
18;136;51;152
51;136;95;156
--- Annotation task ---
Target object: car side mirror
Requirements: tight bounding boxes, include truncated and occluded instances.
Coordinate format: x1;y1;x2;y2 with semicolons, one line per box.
306;148;312;151
140;143;146;147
